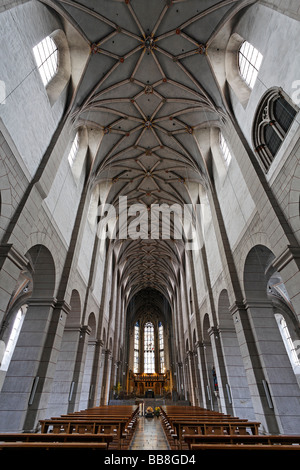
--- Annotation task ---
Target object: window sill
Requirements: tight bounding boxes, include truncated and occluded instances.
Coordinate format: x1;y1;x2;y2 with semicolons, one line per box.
266;111;300;186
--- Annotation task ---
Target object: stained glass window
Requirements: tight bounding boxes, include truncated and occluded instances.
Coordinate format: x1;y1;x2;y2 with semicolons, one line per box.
144;321;155;373
159;321;165;373
134;321;139;373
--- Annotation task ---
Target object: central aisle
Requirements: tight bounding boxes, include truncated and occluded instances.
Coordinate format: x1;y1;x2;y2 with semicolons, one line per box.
129;416;170;450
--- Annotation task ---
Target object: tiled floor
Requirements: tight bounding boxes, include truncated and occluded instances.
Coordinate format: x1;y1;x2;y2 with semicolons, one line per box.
129;416;170;450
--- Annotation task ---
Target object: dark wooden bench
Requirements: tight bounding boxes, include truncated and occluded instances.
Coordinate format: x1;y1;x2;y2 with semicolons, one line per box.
185;433;300;448
38;405;139;449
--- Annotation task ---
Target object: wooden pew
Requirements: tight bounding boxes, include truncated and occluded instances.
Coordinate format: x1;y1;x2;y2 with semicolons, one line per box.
184;434;300;449
0;441;108;450
160;406;261;449
0;405;138;451
39;405;139;449
0;433;113;445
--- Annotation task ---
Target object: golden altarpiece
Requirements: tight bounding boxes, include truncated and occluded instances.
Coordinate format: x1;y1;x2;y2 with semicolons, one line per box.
127;318;173;397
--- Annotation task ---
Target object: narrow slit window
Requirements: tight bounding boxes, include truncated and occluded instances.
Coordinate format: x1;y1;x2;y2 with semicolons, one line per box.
239;41;263;89
219;133;232;166
68;133;79;166
33;36;58;87
275;314;300;368
134;321;139;373
159;322;165;373
1;307;26;372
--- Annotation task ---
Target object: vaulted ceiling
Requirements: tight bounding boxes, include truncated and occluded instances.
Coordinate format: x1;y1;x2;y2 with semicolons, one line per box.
40;0;250;306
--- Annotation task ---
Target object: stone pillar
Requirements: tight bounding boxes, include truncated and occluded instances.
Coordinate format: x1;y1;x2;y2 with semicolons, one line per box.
0;244;28;325
244;299;300;434
219;312;256;420
194;341;208;408
89;339;104;407
68;325;91;413
100;349;112;405
0;297;59;432
186;350;196;405
273;246;300;322
177;362;184;400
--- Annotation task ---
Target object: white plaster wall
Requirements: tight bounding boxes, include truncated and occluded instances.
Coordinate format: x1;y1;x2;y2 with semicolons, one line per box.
230;3;300;148
0;1;67;176
192;249;206;308
92;239;106;304
204;219;223;288
76;220;96;284
214;151;256;250
43;145;85;247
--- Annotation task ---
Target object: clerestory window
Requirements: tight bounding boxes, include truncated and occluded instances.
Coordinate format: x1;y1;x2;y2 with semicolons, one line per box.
33;36;58;87
275;314;300;369
68;132;79;166
219;133;232;166
0;306;27;372
253;88;298;172
238;41;263;89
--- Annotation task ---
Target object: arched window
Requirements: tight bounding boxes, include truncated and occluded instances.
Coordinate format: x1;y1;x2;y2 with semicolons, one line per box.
238;41;263;89
159;322;165;373
275;314;300;369
33;36;58;87
144;322;155;373
253;88;298;172
0;306;27;372
134;321;139;373
68;132;79;166
219;132;232;166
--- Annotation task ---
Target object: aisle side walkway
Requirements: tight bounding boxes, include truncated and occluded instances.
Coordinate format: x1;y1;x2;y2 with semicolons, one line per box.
129;417;170;450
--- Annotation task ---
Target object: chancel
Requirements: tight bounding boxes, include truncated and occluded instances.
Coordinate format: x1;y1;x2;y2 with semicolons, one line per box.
0;0;300;454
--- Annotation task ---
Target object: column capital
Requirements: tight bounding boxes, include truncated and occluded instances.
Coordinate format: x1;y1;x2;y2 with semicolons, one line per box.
229;300;247;315
54;299;71;315
27;297;57;308
243;299;272;310
0;244;29;270
273;245;300;272
187;350;195;358
81;325;92;336
208;326;219;338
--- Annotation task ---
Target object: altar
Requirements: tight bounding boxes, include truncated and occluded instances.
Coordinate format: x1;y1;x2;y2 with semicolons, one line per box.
128;370;170;397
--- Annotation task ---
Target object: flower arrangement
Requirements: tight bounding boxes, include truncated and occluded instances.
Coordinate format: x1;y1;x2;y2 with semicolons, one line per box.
154;407;160;416
145;406;154;417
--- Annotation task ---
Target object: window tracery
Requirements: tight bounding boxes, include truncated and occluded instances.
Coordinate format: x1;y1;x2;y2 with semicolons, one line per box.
159;322;165;373
134;321;139;373
144;321;155;373
253;88;298;172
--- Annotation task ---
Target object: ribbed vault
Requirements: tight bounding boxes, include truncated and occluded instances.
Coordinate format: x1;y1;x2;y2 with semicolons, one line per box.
39;0;252;303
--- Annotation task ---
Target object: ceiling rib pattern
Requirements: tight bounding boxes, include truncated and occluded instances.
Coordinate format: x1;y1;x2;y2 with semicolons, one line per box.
40;0;240;302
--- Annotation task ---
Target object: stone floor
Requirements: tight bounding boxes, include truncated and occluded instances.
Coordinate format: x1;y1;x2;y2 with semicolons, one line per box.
129;416;170;450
